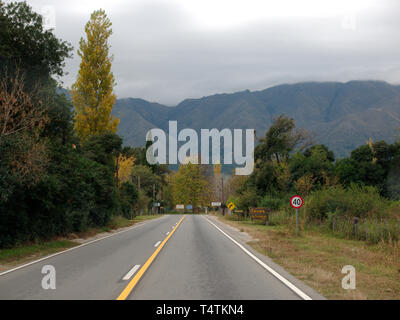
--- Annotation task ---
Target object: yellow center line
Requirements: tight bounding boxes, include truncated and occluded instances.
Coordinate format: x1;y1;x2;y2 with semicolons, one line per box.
116;215;186;300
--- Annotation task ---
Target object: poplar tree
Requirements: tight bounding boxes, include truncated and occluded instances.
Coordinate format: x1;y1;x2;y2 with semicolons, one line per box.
71;9;119;140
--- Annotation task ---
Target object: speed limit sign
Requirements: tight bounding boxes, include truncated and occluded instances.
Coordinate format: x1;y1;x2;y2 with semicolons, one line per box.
290;195;304;209
290;195;304;235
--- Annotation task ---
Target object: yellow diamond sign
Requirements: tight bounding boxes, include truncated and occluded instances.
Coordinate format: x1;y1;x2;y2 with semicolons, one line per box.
227;202;236;211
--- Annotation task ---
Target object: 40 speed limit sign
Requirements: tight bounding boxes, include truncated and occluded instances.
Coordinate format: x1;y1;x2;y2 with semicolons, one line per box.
290;195;304;209
290;195;304;235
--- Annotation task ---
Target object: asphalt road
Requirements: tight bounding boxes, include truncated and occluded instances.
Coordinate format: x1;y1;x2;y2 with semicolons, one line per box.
0;214;324;300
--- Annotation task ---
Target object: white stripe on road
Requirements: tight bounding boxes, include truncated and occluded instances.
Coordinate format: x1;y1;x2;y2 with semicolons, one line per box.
203;216;312;300
166;232;170;235
154;241;161;247
0;216;166;277
122;265;141;281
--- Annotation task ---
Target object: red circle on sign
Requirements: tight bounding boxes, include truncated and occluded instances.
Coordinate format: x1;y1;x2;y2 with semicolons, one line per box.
290;195;304;209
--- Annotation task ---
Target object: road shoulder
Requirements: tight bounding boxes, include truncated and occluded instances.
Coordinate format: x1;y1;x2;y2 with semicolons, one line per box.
206;214;326;300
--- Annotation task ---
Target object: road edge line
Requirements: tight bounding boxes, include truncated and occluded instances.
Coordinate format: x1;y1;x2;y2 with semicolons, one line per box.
116;215;186;300
0;215;166;277
203;216;312;300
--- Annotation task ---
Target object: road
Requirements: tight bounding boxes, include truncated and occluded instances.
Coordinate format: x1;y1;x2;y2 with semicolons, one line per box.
0;214;324;300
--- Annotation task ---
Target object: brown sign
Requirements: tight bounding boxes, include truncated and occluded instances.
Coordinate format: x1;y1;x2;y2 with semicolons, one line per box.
249;207;270;225
249;207;268;216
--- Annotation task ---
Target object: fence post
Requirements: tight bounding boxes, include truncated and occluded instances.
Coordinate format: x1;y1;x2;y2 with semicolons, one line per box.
353;217;359;238
398;219;400;236
384;219;388;242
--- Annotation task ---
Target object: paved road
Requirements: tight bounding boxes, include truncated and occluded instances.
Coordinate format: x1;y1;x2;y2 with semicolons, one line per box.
0;214;324;300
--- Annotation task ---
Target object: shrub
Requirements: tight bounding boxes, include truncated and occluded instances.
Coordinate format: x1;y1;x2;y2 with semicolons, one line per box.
258;194;284;211
306;184;389;221
119;182;139;218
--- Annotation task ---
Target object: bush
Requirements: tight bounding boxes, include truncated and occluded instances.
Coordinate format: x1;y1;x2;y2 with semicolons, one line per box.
119;182;139;218
258;194;284;211
0;142;120;247
306;184;389;221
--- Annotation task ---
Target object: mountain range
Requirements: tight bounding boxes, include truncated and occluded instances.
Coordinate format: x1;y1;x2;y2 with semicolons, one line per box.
112;81;400;158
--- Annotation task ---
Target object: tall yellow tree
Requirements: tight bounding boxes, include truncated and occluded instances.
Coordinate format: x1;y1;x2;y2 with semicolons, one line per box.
116;154;136;186
71;9;119;140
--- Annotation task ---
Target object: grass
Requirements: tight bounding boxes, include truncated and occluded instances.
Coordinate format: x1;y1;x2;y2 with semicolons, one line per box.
66;214;163;239
0;240;78;271
217;214;400;300
0;214;163;272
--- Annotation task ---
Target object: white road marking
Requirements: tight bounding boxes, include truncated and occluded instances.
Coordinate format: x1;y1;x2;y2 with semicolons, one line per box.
203;216;312;300
0;216;166;277
166;232;170;235
154;241;161;247
122;265;141;281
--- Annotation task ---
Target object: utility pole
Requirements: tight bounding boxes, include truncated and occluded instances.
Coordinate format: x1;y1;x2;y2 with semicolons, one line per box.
115;155;119;186
221;177;225;216
153;184;156;215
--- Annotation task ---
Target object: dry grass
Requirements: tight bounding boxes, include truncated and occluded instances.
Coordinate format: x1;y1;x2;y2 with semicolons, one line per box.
218;215;400;300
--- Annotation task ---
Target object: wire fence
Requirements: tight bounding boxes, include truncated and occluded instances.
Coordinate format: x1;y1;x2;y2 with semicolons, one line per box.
231;209;400;244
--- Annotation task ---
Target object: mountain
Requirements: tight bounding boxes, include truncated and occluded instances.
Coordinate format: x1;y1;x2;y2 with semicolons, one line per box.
113;81;400;158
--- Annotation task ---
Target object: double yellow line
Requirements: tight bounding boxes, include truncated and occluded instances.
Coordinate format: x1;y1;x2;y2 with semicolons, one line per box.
116;215;185;300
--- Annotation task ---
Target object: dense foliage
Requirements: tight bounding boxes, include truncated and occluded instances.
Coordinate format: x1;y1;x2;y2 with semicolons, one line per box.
0;2;140;247
228;115;400;242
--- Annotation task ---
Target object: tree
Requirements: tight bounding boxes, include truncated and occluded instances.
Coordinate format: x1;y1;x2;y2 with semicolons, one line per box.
0;68;47;142
131;165;162;198
116;154;135;186
172;162;210;210
0;68;49;190
119;181;139;218
275;160;291;193
71;9;119;141
82;132;122;169
290;145;335;186
350;145;373;163
295;174;316;197
0;1;72;85
255;115;310;164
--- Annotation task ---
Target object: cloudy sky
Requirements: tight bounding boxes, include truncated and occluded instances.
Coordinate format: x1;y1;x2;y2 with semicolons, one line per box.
17;0;400;105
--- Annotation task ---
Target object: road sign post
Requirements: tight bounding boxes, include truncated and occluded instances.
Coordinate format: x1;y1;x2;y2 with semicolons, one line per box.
290;195;304;235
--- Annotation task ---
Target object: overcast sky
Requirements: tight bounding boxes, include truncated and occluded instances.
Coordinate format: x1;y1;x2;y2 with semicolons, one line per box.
15;0;400;105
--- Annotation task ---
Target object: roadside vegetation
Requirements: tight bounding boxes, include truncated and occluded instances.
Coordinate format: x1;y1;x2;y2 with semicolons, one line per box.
218;214;400;299
226;115;400;245
221;114;400;299
0;2;167;249
0;214;162;271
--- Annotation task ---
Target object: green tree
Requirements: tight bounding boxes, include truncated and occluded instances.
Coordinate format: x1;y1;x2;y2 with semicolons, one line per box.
0;1;72;86
255;115;309;164
172;163;210;209
131;165;162;199
290;145;335;186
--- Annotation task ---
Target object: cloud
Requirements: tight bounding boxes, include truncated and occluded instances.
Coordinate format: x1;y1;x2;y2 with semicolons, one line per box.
18;0;400;104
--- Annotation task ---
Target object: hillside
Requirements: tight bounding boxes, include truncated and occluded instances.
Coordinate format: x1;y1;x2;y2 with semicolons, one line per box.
112;81;400;158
